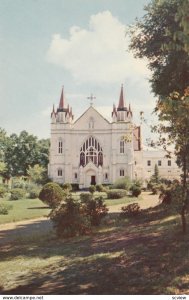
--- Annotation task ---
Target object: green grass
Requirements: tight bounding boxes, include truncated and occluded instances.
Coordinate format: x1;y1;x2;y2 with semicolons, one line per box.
0;198;50;224
0;202;189;295
0;193;140;225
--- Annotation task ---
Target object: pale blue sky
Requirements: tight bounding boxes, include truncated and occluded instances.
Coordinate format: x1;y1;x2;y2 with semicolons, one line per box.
0;0;156;141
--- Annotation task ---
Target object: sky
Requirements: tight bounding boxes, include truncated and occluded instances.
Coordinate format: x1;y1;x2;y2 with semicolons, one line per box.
0;0;157;143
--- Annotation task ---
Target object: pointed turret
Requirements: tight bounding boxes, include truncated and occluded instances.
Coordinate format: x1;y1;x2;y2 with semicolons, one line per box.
117;84;127;111
57;87;67;113
127;103;133;118
51;104;56;123
51;104;56;117
59;87;64;109
117;85;128;121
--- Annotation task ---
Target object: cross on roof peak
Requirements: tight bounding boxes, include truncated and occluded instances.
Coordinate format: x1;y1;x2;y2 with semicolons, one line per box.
87;93;96;106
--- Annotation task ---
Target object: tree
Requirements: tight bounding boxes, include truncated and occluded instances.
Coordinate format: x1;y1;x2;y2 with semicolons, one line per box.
39;182;65;208
128;0;189;97
3;131;50;177
27;164;46;184
155;88;189;233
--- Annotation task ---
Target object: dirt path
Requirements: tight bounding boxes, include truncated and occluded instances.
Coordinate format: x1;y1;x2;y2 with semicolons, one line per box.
108;191;160;212
0;192;160;246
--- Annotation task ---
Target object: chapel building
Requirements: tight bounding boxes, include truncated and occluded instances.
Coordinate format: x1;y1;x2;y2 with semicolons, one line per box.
48;86;180;187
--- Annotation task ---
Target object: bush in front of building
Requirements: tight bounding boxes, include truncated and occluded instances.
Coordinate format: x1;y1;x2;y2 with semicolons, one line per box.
62;183;72;192
0;186;7;198
106;189;127;199
81;195;108;226
130;185;142;197
49;196;91;238
50;193;108;238
120;203;140;218
71;183;80;192
0;203;13;215
89;185;96;194
39;182;65;208
27;187;40;199
112;177;131;190
10;188;26;200
130;180;142;197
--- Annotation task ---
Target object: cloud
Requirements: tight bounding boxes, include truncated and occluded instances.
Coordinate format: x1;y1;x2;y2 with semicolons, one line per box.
46;11;149;84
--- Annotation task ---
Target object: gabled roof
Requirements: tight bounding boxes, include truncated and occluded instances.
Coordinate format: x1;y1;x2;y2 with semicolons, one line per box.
74;106;110;125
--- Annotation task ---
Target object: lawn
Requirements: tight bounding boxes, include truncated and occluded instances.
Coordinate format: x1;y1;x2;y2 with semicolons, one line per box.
0;193;138;224
0;198;50;224
0;202;189;295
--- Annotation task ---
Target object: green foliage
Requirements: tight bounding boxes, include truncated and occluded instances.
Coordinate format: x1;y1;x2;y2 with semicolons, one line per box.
0;203;13;215
120;203;140;218
49;196;91;238
96;184;104;192
107;189;127;199
80;192;93;202
71;183;79;192
128;0;189;97
159;182;185;214
89;185;96;194
112;177;131;190
10;188;26;200
130;185;142;197
27;164;47;185
50;193;108;238
39;182;65;208
81;195;108;226
0;130;50;178
0;186;7;198
28;188;40;199
62;183;72;192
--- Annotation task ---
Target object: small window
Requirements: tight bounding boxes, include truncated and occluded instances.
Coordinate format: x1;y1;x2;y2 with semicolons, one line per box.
58;169;62;176
158;160;161;166
168;160;171;166
147;160;151;166
105;173;108;180
74;173;77;179
120;140;124;154
120;169;124;176
58;140;63;154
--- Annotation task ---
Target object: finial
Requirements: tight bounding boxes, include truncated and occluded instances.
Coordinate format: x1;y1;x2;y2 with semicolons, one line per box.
87;93;96;106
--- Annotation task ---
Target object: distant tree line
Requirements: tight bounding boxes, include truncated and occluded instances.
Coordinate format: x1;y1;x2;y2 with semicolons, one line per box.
0;128;50;180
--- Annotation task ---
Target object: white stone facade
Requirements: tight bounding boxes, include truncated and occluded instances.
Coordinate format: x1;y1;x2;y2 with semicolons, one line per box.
48;86;181;187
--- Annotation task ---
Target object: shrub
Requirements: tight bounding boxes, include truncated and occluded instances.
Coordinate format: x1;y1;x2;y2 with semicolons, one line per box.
71;183;79;192
0;186;7;198
0;203;13;215
39;182;65;208
120;203;140;217
130;185;142;197
49;196;91;238
11;180;25;189
89;185;96;194
107;189;127;199
10;188;26;200
81;196;108;226
28;188;40;199
62;183;72;192
96;184;103;192
112;177;131;190
80;192;93;202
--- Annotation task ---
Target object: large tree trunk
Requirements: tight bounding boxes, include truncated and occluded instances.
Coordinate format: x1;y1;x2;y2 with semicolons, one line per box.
181;205;187;234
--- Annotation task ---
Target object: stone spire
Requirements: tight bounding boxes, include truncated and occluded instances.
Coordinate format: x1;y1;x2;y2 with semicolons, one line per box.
59;87;64;109
117;84;127;111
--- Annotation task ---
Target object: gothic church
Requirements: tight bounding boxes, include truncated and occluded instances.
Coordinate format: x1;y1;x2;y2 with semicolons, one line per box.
48;86;180;187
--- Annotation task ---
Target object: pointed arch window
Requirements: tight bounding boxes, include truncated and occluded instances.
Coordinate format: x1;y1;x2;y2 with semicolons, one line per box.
58;139;63;154
58;168;63;177
80;137;103;167
120;140;124;153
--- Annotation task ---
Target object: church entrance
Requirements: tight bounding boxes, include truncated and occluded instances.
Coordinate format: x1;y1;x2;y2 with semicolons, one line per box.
91;175;96;185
